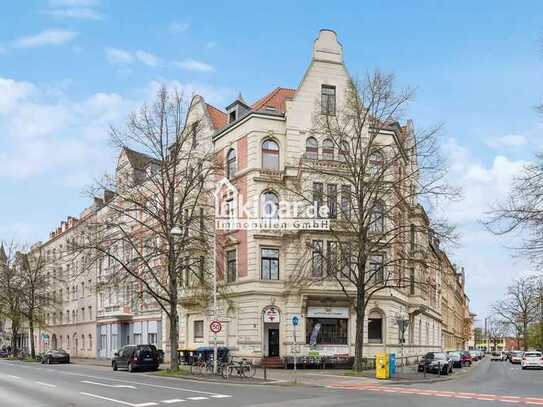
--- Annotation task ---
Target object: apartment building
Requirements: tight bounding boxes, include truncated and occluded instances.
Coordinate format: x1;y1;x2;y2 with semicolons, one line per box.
174;29;472;362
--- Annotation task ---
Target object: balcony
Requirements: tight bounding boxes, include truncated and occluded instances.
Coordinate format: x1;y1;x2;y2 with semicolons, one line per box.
97;304;133;320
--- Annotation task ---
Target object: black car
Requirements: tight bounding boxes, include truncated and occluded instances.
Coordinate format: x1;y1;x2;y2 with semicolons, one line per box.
417;352;453;375
112;344;159;372
41;349;70;364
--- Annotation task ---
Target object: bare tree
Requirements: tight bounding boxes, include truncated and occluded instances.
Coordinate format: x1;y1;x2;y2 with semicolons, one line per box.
485;155;543;265
0;241;25;353
285;73;458;371
492;276;539;351
17;247;50;359
73;87;220;370
485;318;510;351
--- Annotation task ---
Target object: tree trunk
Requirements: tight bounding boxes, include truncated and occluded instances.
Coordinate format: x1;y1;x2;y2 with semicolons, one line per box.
29;317;35;359
11;325;18;354
523;320;529;351
353;290;366;371
168;267;179;371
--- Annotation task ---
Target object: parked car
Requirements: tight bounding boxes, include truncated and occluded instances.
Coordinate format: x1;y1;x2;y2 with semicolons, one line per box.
469;350;480;361
41;349;70;364
417;352;453;375
447;351;464;368
461;351;473;366
521;351;543;370
112;344;160;372
491;351;505;361
510;351;524;364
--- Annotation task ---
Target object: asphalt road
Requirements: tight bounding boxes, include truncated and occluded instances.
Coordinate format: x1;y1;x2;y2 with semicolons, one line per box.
0;357;541;406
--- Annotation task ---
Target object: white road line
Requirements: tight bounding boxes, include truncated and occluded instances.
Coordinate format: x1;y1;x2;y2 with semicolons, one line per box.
5;375;21;379
160;400;184;404
211;395;232;398
80;392;158;407
82;380;137;389
186;397;208;401
36;381;57;388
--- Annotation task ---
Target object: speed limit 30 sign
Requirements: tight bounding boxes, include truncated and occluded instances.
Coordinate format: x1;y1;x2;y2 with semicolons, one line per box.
210;320;222;334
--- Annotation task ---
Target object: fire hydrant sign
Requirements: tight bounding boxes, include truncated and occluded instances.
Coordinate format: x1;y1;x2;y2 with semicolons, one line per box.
210;320;222;334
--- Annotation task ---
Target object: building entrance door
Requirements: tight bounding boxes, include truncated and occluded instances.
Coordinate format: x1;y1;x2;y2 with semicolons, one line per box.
268;328;279;357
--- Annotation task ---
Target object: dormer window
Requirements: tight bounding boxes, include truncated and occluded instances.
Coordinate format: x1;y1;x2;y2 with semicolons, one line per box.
226;93;251;124
229;111;237;123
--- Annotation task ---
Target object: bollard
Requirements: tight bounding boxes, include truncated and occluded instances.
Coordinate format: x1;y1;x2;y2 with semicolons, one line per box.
263;365;267;381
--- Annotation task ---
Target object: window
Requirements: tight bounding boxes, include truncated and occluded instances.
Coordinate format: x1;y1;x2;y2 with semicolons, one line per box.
326;241;338;277
262;139;280;170
133;333;142;345
305;137;318;160
261;248;279;280
100;334;106;351
148;333;158;345
322;139;334;160
410;224;416;253
88;280;92;296
368;255;384;283
340;241;352;279
327;184;337;219
340;185;351;220
194;320;204;340
66;310;70;323
81;282;84;298
88;306;92;320
81;307;85;321
409;267;415;295
313;182;323;217
370;201;384;233
368;315;383;343
312;240;323;277
226;148;236;179
226;250;237;283
81;335;85;350
321;85;336;115
368;150;384;176
339;141;349;161
261;191;279;219
88;334;92;350
306;318;347;345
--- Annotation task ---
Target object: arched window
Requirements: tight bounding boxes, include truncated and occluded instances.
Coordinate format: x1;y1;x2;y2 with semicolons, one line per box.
88;334;92;351
226;148;236;179
368;150;384;176
368;310;383;343
305;137;318;160
81;334;85;350
370;200;384;233
322;139;334;160
261;191;280;219
262;139;280;170
339;141;349;161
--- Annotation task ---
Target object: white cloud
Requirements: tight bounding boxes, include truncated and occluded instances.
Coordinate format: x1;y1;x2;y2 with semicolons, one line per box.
485;133;528;149
169;21;190;34
105;48;162;67
173;58;214;72
134;50;161;67
12;29;78;48
44;0;104;20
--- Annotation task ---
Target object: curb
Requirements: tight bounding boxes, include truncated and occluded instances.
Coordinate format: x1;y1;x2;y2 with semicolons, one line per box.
381;359;485;385
146;372;283;386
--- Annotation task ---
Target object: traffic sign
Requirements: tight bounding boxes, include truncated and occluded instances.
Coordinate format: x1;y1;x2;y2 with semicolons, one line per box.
292;316;299;326
210;320;222;334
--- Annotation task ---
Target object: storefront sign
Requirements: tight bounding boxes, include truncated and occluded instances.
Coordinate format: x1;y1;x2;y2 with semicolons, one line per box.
307;306;349;319
263;306;281;323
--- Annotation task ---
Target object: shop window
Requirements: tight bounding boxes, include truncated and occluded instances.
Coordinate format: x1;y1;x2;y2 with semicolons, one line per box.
262;139;280;170
261;248;279;280
305;137;318;159
368;316;383;343
306;318;347;345
194;320;204;340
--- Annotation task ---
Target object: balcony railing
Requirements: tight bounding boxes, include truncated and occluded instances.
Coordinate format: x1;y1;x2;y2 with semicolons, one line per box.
97;304;133;319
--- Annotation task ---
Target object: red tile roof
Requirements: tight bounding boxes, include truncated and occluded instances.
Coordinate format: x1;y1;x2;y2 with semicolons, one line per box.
251;87;296;113
206;103;228;129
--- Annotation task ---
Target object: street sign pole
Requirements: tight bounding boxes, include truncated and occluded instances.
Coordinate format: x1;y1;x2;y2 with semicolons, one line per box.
292;315;299;384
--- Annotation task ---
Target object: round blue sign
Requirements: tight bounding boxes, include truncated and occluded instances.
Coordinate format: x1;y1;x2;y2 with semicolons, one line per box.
292;316;299;326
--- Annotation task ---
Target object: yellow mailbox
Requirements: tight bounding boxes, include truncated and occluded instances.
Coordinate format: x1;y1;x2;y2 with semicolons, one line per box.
375;352;389;379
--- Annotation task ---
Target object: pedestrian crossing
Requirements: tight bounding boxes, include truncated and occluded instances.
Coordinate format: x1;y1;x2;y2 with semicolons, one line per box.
327;383;543;405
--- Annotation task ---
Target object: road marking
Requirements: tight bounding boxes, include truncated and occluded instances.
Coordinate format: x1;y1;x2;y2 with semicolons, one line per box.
160;400;184;404
36;381;57;388
501;400;520;404
82;380;137;389
5;375;20;379
80;392;158;407
186;397;208;401
211;395;232;398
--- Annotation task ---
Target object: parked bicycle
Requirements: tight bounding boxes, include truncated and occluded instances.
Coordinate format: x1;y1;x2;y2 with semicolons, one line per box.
224;358;256;379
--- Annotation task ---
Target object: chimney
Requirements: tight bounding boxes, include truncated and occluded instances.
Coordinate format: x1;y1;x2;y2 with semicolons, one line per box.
312;29;343;63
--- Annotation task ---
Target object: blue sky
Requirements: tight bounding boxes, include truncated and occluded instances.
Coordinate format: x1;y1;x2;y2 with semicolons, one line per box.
1;0;543;321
